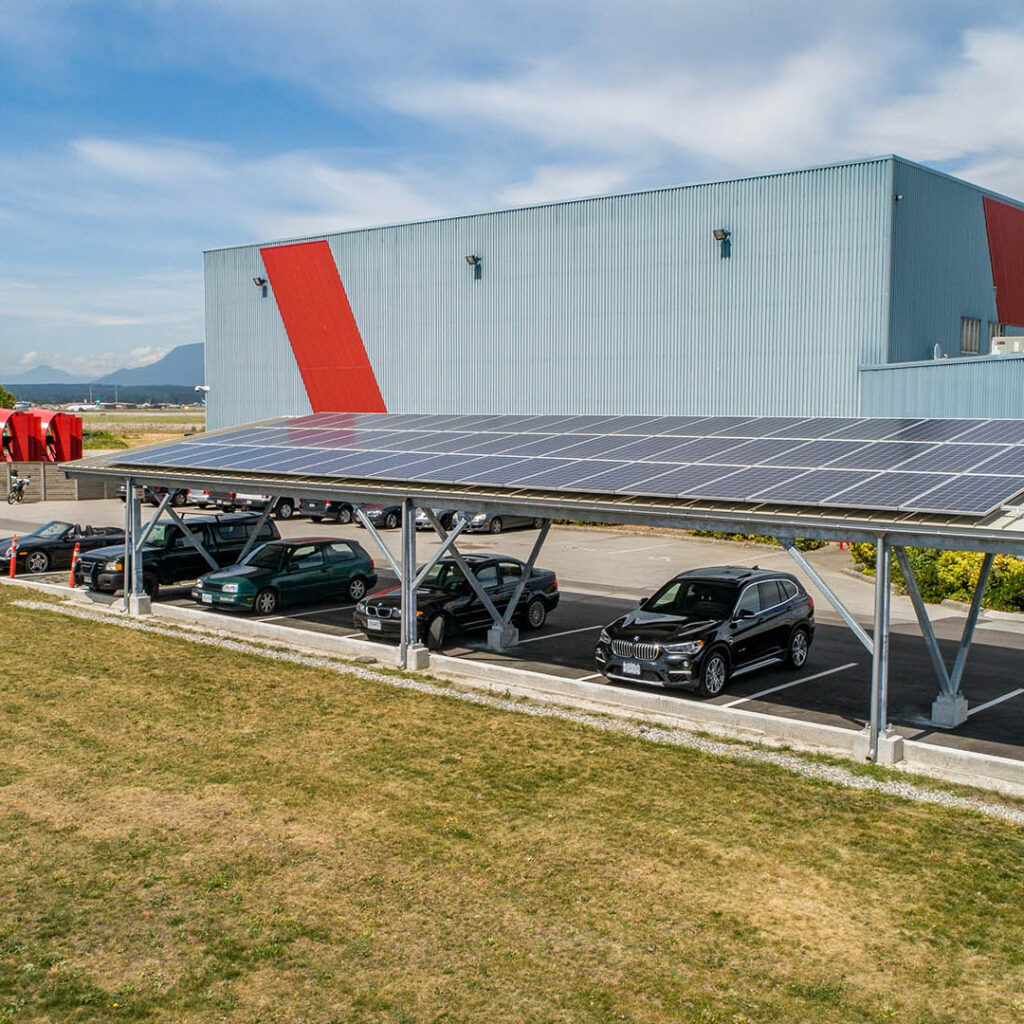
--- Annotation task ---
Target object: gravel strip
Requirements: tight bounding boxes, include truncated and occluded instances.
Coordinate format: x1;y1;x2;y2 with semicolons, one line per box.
16;599;1024;826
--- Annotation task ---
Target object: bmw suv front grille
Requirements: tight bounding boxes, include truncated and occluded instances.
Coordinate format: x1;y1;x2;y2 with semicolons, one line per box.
610;639;661;661
364;604;397;619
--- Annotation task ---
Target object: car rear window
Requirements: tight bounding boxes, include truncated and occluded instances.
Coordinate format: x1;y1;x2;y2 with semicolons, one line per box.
757;580;784;608
327;542;356;563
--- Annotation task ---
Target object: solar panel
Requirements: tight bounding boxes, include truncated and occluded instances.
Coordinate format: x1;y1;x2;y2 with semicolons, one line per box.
827;441;939;471
752;469;873;504
828;472;954;511
909;474;1024;515
102;411;1024;519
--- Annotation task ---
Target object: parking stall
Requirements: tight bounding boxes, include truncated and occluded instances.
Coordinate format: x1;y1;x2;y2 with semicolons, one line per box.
65;411;1024;763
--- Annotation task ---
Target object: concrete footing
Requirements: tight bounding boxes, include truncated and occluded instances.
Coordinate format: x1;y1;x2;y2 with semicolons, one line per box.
127;595;152;616
852;726;905;765
931;693;969;728
404;643;430;670
487;623;520;651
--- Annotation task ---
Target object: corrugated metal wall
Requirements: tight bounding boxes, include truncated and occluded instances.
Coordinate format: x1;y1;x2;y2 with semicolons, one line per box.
889;160;1001;363
206;160;894;429
860;355;1024;417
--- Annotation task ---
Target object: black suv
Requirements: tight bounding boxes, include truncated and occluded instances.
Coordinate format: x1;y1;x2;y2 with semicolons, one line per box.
595;567;814;697
353;553;559;649
76;513;281;600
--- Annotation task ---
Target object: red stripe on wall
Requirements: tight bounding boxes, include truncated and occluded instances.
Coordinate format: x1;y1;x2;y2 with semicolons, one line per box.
260;240;386;413
983;197;1024;326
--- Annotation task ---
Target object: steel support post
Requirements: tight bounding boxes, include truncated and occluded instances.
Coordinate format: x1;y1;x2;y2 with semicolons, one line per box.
122;476;132;609
500;519;552;633
135;492;172;552
866;537;891;762
398;498;427;670
354;507;402;576
127;482;150;615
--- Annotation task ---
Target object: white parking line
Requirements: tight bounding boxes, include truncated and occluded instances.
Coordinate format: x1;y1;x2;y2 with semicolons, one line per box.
722;662;858;708
262;603;354;622
605;543;670;555
516;624;605;645
578;673;603;682
966;688;1024;718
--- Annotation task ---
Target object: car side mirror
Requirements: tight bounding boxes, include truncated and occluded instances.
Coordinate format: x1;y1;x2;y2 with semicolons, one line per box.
286;562;299;573
637;596;648;606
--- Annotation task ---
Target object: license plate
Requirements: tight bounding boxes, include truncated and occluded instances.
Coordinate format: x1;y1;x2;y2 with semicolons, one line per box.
201;593;213;604
622;662;641;677
367;618;382;631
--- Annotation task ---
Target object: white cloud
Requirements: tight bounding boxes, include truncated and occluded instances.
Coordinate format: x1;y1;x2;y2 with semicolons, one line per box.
497;163;636;207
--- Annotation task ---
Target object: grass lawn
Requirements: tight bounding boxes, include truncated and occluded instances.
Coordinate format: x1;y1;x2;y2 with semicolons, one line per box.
1;590;1023;1023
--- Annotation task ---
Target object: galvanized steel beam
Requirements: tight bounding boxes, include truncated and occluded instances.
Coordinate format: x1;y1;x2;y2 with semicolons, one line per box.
501;520;551;627
163;504;219;571
867;537;891;763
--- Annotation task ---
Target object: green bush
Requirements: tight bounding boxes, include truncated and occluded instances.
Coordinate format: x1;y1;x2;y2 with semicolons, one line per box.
849;543;1024;612
692;530;826;551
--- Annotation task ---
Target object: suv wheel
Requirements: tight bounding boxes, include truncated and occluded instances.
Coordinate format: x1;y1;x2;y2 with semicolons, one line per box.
384;511;399;530
347;575;368;602
337;505;353;525
786;627;810;669
489;517;503;534
254;588;279;615
274;500;295;520
697;649;729;697
171;490;188;507
524;596;547;630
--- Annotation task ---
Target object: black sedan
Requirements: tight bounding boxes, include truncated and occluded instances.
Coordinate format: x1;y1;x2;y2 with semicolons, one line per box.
0;521;125;575
353;553;559;649
595;566;815;696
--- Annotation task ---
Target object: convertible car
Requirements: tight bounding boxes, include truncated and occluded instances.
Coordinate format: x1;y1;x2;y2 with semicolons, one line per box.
0;521;125;574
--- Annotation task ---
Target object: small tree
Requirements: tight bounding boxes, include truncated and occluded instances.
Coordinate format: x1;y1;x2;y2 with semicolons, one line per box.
0;384;15;409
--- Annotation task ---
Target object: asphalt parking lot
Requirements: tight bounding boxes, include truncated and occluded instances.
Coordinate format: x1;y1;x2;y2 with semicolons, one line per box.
7;498;1024;763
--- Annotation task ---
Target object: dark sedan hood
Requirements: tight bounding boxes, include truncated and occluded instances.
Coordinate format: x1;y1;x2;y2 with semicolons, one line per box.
364;584;451;606
609;608;722;641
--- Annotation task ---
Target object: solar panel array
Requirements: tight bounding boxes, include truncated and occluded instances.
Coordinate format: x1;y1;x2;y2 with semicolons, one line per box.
115;412;1024;517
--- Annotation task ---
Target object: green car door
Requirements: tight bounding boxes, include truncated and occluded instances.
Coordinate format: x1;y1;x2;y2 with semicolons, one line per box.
324;541;362;599
277;543;330;606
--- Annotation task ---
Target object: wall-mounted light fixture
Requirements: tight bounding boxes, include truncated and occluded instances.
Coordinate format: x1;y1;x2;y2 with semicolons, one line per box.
253;276;268;297
465;254;482;280
712;228;731;259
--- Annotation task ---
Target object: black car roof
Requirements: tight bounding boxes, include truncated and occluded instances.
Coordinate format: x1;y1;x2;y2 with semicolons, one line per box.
674;566;798;584
265;537;360;546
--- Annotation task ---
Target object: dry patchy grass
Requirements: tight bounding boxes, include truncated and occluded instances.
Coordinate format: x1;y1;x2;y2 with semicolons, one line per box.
0;589;1023;1023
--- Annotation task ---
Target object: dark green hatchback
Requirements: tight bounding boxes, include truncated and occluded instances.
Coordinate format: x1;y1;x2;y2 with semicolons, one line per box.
191;538;377;615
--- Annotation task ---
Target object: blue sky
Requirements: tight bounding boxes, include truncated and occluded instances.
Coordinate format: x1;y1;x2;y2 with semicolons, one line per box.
2;0;1024;378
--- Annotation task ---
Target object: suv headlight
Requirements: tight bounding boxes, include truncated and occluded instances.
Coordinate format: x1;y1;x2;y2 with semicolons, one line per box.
356;600;367;613
598;628;611;644
472;513;487;523
662;640;705;655
104;559;123;572
221;583;239;594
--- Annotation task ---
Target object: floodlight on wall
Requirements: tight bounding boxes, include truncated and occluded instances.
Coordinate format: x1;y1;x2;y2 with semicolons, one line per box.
253;276;268;297
465;254;482;280
712;228;732;259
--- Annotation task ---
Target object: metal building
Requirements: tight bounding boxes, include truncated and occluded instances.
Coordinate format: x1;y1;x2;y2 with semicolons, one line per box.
204;156;1024;430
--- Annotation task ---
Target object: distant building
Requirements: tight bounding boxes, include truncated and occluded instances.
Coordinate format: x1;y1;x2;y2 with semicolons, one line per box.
203;155;1024;429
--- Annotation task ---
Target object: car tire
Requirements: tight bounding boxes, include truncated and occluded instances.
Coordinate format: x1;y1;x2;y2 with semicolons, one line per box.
274;500;295;520
253;588;279;615
523;596;547;630
25;550;49;574
337;506;353;525
697;648;729;698
347;575;368;602
786;626;811;669
533;517;544;528
424;612;452;650
489;517;503;534
171;490;188;507
309;516;323;524
143;574;160;601
440;513;453;530
384;512;399;530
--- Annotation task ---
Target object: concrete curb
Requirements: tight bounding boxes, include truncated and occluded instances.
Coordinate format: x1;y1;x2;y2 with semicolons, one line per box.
7;576;1024;797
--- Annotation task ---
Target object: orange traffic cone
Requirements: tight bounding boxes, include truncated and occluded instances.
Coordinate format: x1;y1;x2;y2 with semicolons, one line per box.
69;541;81;587
8;534;17;578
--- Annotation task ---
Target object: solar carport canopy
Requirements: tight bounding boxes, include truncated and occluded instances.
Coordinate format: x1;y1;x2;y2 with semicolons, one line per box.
67;412;1024;552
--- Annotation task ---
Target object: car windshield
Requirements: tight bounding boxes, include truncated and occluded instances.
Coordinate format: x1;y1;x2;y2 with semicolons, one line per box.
643;579;737;619
145;525;179;546
420;561;468;592
242;544;286;570
31;521;72;539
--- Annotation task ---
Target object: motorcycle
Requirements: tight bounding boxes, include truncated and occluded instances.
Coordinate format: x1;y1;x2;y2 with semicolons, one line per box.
6;476;29;504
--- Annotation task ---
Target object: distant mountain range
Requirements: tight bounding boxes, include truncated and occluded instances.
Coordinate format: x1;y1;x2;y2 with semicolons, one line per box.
3;343;204;387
